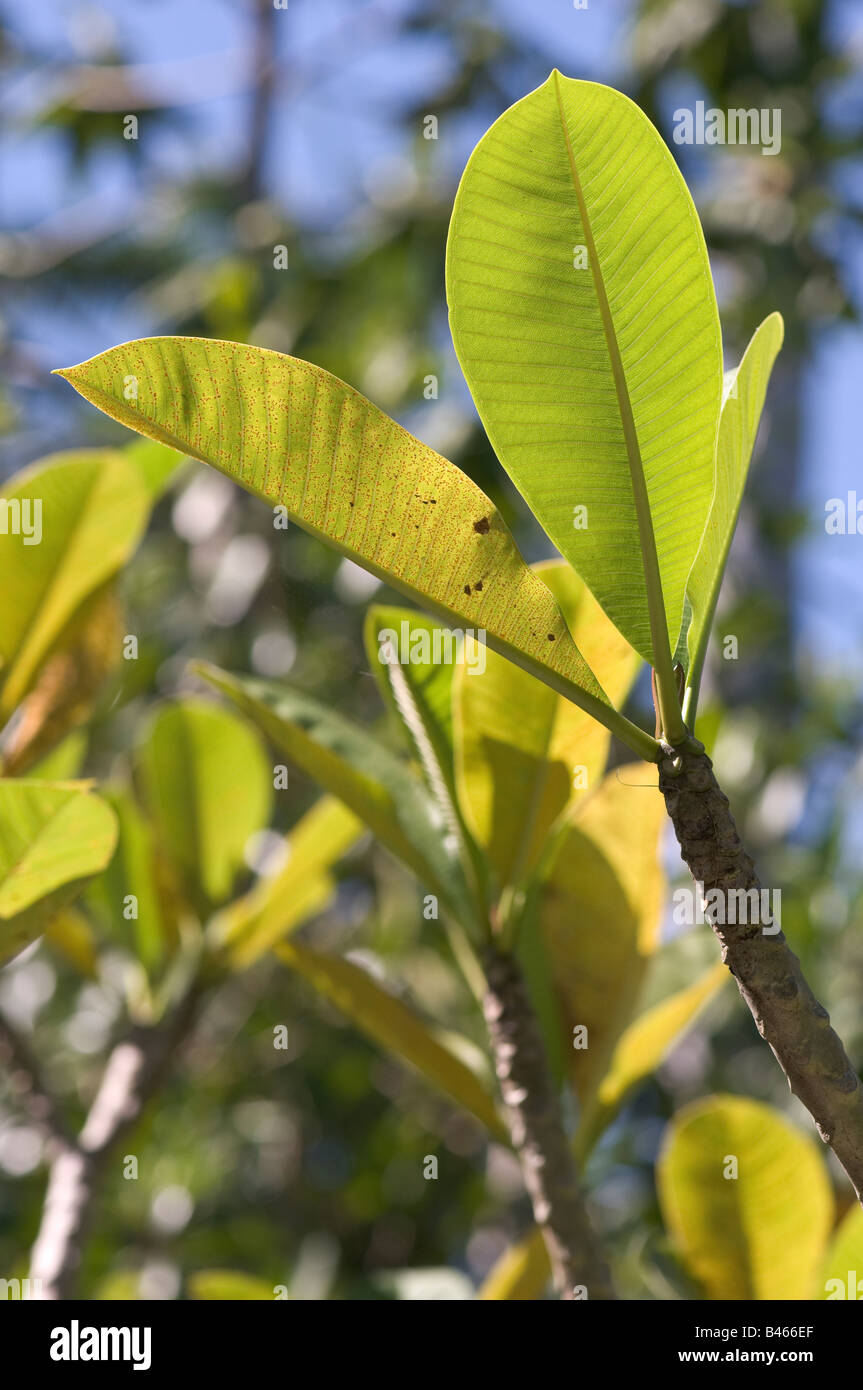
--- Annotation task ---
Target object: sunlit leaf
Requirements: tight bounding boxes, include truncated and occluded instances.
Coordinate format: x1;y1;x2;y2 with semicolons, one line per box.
454;561;640;890
579;962;727;1153
447;71;723;666
658;1095;833;1299
54;336;661;760
682;312;784;707
537;764;666;1106
0;450;149;719
819;1204;863;1300
0;781;117;965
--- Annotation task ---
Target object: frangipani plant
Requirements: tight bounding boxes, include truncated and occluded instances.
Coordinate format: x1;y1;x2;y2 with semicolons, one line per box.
193;600;726;1299
53;72;863;1289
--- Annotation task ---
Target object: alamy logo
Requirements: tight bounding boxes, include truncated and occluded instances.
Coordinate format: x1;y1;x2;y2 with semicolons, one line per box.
378;621;487;674
50;1320;151;1371
0;1276;42;1299
672;882;781;933
825;493;863;534
672;102;781;156
0;496;42;545
825;1271;863;1300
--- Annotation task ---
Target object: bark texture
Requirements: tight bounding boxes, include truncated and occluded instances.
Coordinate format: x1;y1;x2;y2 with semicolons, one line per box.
660;737;863;1202
482;944;615;1300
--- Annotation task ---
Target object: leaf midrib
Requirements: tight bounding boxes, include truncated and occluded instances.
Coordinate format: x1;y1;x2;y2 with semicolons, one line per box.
551;72;672;681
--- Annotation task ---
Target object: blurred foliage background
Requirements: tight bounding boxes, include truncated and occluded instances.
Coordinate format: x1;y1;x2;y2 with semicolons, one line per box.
2;0;863;1299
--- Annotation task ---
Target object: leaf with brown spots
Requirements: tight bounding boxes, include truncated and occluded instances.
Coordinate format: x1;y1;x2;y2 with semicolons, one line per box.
54;338;657;759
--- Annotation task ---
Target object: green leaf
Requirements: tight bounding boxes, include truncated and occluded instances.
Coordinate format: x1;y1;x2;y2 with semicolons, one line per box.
363;607;487;918
136;698;272;913
188;1270;277;1300
54;337;659;761
27;729;88;781
0;781;117;965
0;450;150;719
454;561;640;892
275;940;505;1139
657;1095;833;1300
196;664;484;936
580;962;727;1153
446;72;722;738
538;765;667;1108
363;606;457;793
124;438;186;498
681;312;784;714
212;795;365;968
819;1204;863;1300
87;783;170;971
477;1228;550;1300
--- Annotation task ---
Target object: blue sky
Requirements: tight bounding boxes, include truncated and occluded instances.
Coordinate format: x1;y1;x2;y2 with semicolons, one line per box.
3;0;863;679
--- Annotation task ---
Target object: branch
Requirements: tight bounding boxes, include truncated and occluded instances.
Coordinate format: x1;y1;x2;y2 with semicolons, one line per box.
29;984;201;1299
660;737;863;1201
482;945;616;1300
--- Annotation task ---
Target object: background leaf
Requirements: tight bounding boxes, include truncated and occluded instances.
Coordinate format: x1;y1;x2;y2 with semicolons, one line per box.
275;940;505;1139
579;962;728;1153
657;1095;833;1299
454;561;640;891
477;1227;550;1300
87;783;171;971
538;764;667;1106
0;450;149;719
0;780;117;964
212;795;364;968
819;1204;863;1300
188;1270;277;1300
198;665;483;935
137;698;272;913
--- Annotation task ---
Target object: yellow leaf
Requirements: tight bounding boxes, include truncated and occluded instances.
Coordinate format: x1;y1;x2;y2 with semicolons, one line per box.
819;1203;863;1300
477;1228;550;1300
454;562;640;891
539;765;666;1105
578;963;727;1154
658;1095;833;1300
